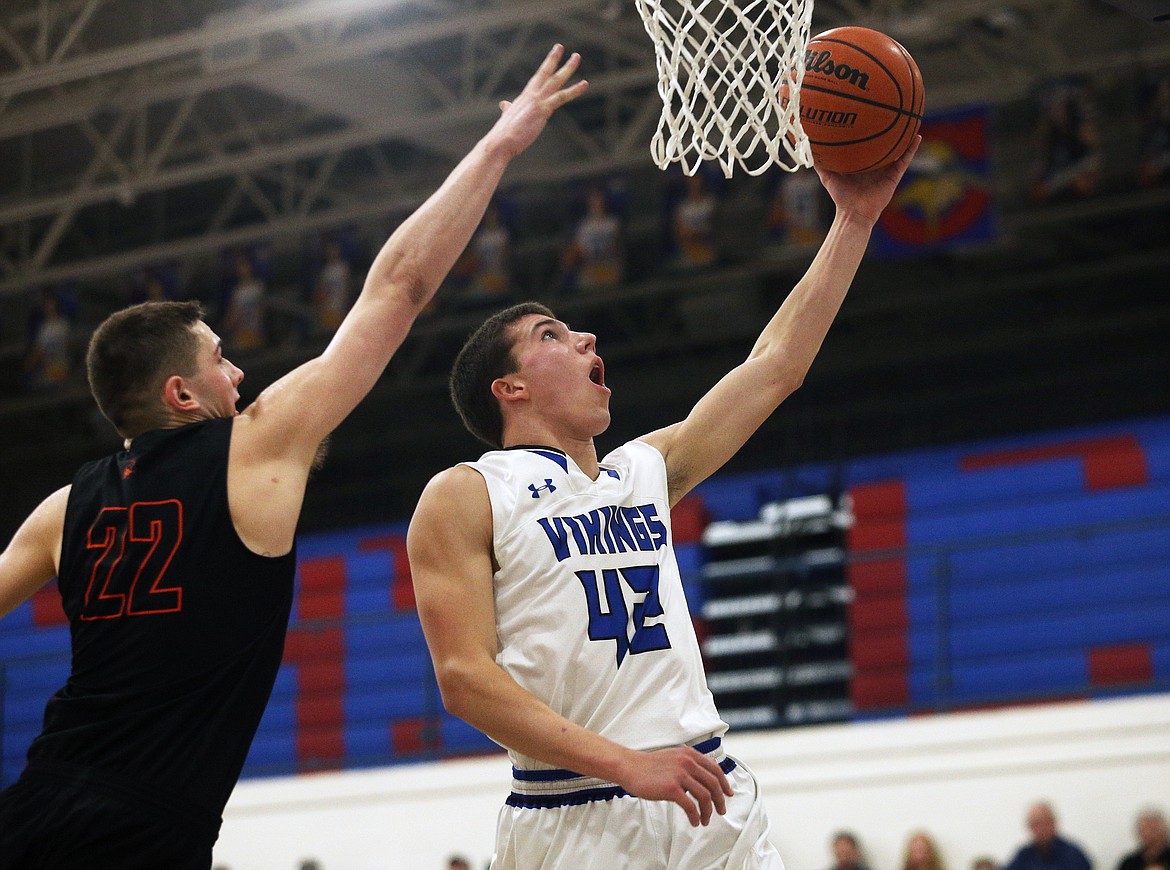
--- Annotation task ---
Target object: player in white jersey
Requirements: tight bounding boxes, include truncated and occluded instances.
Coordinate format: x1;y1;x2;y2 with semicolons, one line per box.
408;130;921;867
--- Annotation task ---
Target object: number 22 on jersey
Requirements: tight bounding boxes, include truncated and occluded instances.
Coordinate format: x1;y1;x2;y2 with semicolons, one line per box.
81;499;184;620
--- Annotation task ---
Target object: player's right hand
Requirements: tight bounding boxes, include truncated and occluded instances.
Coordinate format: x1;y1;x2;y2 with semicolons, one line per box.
489;44;589;159
619;745;734;827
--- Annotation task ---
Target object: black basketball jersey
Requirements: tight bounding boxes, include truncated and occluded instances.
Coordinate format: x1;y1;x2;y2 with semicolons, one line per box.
26;417;295;823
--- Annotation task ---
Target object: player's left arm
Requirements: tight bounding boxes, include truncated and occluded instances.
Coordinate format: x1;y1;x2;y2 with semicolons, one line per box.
0;486;67;618
645;137;917;502
642;139;920;506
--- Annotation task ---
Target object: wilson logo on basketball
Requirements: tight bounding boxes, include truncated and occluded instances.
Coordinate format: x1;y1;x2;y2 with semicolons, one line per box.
804;49;871;91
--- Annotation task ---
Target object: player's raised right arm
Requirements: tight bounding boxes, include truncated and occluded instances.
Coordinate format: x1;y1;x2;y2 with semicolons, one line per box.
408;466;732;827
240;46;589;463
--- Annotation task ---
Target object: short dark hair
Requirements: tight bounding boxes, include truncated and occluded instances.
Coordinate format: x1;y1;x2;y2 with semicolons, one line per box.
449;301;554;448
86;300;204;438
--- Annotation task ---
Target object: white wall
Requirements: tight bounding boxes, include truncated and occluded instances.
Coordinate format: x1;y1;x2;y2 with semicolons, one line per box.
212;694;1170;870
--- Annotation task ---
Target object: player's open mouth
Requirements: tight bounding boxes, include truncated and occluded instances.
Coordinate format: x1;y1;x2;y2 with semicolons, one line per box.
589;360;605;387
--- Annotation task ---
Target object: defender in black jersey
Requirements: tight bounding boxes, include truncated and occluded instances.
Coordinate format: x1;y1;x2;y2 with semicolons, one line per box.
0;47;587;870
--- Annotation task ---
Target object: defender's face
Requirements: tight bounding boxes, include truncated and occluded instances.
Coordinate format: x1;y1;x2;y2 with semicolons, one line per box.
505;313;610;435
186;321;244;418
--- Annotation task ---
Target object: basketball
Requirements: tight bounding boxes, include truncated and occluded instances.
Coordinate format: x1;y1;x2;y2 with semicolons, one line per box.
798;26;925;174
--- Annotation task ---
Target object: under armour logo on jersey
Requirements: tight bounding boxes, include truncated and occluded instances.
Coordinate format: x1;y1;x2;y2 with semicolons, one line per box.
529;479;557;498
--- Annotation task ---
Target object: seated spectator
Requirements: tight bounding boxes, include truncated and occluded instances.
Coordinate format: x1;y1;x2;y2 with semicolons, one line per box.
447;856;472;870
562;184;623;292
1117;807;1170;870
312;235;354;332
903;830;947;870
769;168;830;247
452;202;513;308
128;265;181;305
1030;81;1100;203
222;251;267;351
972;856;1000;870
1004;802;1092;870
21;287;74;391
1138;72;1170;187
827;830;872;870
669;171;720;270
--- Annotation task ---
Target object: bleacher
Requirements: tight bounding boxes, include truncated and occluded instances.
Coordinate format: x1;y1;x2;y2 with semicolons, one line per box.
847;418;1170;716
3;414;1170;785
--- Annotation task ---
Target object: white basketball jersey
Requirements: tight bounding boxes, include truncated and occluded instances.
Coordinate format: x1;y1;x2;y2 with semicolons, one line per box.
467;439;727;772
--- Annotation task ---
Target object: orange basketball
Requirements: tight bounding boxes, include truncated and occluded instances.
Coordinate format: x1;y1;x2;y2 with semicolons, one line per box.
798;26;924;174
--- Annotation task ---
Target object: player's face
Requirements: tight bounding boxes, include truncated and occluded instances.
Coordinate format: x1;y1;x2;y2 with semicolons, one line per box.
185;321;244;418
507;313;610;435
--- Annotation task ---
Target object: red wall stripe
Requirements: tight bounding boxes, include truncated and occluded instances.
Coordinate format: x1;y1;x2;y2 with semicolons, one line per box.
850;631;910;669
296;726;344;768
297;660;346;693
851;670;909;709
360;533;415;611
1088;643;1154;686
847;559;907;596
670;495;709;545
850;480;907;520
848;479;909;711
847;520;907;552
283;626;344;663
960;435;1148;490
299;555;347;592
850;597;909;632
297;590;345;621
391;718;430;756
31;581;68;627
285;626;346;766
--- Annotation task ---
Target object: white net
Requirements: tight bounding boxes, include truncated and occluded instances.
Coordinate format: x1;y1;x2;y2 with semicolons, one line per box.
635;0;816;176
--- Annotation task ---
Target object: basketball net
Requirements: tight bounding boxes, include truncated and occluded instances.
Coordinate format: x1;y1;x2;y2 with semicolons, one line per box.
635;0;815;177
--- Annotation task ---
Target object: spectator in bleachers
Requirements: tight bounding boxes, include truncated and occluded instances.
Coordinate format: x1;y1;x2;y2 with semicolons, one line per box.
562;183;624;292
973;856;1000;870
452;201;514;309
128;265;182;306
1117;807;1170;870
768;168;830;247
312;235;354;333
827;830;873;870
1138;72;1170;188
222;250;268;351
669;171;720;270
447;856;472;870
21;287;74;391
1004;802;1092;870
1029;80;1101;203
903;830;948;870
130;272;168;304
297;860;323;870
